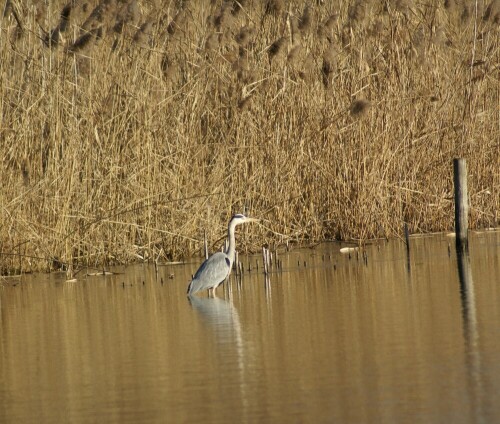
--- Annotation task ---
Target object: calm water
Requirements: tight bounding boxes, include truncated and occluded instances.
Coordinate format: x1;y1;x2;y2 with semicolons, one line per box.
1;231;499;423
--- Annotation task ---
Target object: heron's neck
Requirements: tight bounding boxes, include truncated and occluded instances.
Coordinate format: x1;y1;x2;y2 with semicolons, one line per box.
225;221;237;266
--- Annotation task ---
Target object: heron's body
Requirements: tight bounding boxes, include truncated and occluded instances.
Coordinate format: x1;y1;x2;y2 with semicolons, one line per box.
187;252;231;295
187;214;258;296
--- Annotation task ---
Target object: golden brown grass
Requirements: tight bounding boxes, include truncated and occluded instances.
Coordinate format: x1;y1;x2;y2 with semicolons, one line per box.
1;0;499;274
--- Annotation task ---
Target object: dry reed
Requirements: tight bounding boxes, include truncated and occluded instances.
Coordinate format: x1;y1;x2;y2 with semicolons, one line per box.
0;0;498;274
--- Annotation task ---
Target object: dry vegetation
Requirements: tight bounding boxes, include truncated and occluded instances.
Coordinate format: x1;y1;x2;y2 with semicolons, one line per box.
1;0;499;274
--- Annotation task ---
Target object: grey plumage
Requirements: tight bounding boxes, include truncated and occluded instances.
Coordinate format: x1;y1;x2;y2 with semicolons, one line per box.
187;252;231;295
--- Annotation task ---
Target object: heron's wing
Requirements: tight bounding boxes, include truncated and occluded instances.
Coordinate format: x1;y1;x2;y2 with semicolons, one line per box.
190;252;231;292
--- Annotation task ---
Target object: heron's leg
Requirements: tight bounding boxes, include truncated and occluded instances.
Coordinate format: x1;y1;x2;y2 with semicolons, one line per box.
208;288;213;297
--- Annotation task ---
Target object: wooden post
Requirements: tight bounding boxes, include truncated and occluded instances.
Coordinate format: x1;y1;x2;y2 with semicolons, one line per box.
453;159;469;252
404;223;410;253
262;247;268;275
404;223;410;272
203;230;208;260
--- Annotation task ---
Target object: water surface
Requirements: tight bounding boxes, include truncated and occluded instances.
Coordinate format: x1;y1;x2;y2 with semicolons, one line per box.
1;231;499;423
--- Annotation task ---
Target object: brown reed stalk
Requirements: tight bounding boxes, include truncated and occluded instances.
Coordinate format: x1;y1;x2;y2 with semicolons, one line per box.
0;0;498;274
264;0;284;17
268;36;287;59
298;5;311;32
133;20;153;45
167;9;186;35
322;44;337;88
349;98;371;117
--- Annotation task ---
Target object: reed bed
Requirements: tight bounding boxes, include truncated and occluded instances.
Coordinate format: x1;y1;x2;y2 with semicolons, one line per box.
1;0;499;274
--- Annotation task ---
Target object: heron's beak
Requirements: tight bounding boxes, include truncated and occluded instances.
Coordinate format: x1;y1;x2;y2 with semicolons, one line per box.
246;217;260;223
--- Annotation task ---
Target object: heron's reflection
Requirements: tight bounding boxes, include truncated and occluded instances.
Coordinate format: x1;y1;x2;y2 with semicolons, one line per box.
188;295;243;345
188;293;251;415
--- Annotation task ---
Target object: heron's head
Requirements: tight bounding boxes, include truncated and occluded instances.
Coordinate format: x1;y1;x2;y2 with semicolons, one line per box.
230;214;259;226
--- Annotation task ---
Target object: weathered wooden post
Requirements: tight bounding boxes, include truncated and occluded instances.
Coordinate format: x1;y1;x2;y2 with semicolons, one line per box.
404;222;410;272
262;247;269;276
453;158;469;252
203;229;208;260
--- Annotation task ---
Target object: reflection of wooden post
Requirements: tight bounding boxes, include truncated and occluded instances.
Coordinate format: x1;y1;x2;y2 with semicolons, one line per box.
454;159;469;252
456;248;482;421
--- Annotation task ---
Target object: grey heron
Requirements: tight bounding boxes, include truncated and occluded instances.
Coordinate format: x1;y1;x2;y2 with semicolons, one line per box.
187;214;258;296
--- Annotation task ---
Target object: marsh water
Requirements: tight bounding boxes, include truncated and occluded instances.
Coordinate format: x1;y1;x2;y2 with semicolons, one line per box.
1;232;499;423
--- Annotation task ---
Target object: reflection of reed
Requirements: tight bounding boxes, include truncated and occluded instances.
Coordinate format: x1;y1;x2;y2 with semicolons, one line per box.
456;249;484;423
